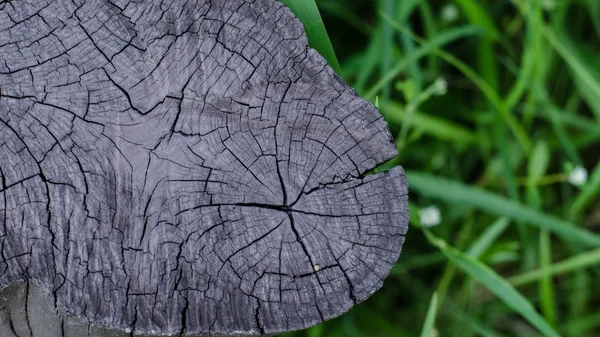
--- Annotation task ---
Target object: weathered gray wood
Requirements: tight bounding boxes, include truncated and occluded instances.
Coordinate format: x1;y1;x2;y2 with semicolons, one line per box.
0;0;409;336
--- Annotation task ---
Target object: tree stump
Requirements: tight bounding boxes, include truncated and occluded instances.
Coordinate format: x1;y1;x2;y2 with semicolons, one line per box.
0;0;409;335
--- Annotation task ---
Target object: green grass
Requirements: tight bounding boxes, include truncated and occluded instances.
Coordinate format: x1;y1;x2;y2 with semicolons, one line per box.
280;1;600;336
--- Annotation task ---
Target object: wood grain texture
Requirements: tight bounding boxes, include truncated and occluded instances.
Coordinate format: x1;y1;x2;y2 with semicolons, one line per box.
0;0;409;335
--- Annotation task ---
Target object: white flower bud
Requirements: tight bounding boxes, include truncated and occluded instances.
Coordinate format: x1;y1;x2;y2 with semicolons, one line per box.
432;77;448;96
441;4;459;23
568;166;588;187
420;206;441;228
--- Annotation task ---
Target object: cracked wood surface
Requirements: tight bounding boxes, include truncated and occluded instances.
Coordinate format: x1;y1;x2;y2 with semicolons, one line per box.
0;0;409;335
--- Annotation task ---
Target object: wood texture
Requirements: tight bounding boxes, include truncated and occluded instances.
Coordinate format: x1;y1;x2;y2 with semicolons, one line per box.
0;0;409;335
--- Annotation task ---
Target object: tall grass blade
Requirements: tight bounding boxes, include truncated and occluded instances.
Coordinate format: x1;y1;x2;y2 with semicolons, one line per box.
453;0;499;39
380;0;395;104
353;31;383;94
407;172;600;247
454;0;499;91
543;27;600;120
381;13;533;153
539;230;557;325
419;293;439;337
563;312;600;336
365;25;483;100
525;140;557;324
445;302;508;337
509;248;600;286
541;98;583;165
396;0;423;91
504;0;542;111
466;217;510;259
526;141;550;207
385;102;477;146
424;230;562;337
318;0;373;36
279;0;342;74
418;2;439;74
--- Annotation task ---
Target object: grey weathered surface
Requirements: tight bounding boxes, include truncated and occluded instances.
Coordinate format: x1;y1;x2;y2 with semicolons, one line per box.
0;0;409;335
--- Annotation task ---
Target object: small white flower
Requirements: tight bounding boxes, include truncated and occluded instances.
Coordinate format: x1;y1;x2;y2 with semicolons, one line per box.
420;206;441;228
432;77;448;96
441;4;459;23
313;265;320;272
568;166;588;187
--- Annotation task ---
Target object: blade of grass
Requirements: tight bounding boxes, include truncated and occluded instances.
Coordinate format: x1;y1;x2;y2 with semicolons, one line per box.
279;0;341;74
418;2;439;75
504;0;543;111
384;102;478;146
476;28;499;92
493;13;533;265
538;94;583;165
365;25;484;100
453;0;499;39
391;252;446;275
563;311;600;336
419;293;439;337
407;171;600;247
517;104;600;134
509;248;600;286
435;214;474;306
539;230;557;326
494;114;531;269
466;217;511;259
423;230;562;337
453;280;480;337
454;0;499;91
445;302;508;337
381;13;533;153
396;0;420;22
568;270;590;332
526;141;550;208
526;140;557;325
395;78;455;153
401;273;507;337
543;26;600;120
353;30;383;94
380;0;395;104
318;0;373;36
572;131;600;149
396;0;422;91
572;75;600;122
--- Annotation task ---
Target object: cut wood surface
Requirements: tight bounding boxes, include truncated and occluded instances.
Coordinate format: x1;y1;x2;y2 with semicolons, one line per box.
0;0;409;335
